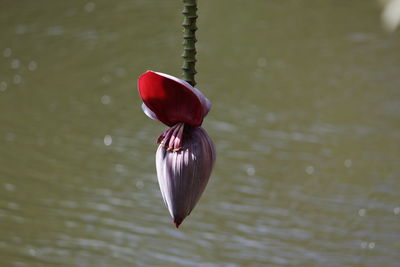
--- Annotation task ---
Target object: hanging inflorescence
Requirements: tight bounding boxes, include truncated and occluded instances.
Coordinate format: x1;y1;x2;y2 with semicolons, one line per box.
137;0;215;228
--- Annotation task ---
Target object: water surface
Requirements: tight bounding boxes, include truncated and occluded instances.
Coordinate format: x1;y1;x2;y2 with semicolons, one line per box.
1;0;399;266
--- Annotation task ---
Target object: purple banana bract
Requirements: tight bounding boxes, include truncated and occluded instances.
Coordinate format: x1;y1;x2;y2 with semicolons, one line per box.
138;71;216;228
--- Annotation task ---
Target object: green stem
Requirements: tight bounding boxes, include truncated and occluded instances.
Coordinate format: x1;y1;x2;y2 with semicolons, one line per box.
181;0;197;87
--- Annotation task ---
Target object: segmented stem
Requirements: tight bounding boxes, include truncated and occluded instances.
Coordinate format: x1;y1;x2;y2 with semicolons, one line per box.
181;0;197;87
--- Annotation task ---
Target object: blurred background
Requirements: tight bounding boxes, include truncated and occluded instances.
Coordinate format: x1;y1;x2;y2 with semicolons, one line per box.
1;0;399;266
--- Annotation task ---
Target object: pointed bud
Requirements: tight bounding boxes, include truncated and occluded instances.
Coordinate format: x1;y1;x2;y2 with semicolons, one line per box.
156;126;215;227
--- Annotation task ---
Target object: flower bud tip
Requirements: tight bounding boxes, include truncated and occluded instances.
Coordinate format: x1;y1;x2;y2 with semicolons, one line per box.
174;221;181;229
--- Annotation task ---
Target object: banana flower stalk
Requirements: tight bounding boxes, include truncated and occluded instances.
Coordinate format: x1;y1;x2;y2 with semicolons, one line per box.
138;71;216;228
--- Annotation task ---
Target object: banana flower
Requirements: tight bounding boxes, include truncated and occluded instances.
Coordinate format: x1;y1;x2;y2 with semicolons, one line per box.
138;71;216;228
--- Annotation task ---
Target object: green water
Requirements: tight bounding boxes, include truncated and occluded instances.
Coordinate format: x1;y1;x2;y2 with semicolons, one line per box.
1;0;399;266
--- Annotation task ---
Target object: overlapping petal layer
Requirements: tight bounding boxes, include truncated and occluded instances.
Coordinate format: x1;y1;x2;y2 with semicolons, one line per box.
138;71;211;127
155;127;216;227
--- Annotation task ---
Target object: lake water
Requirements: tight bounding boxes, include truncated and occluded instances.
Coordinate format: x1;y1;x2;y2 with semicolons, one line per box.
1;0;399;266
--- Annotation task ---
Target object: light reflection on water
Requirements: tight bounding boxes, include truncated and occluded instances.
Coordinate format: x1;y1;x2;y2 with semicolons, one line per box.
1;0;400;266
